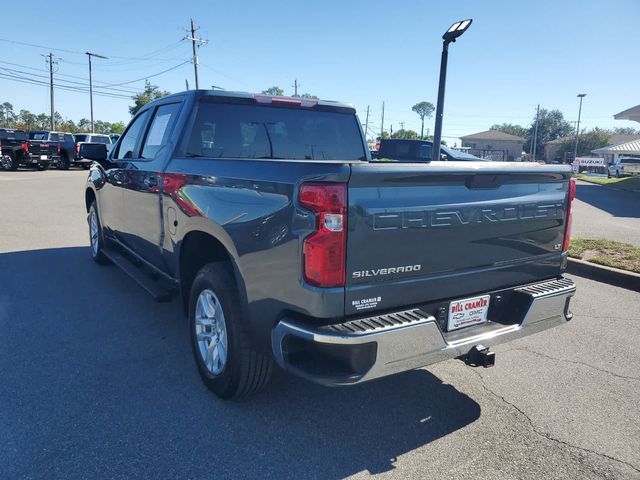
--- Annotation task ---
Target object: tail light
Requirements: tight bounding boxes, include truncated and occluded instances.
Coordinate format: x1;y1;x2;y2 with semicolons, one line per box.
57;144;61;154
299;183;347;287
21;142;29;153
562;178;576;252
75;143;80;154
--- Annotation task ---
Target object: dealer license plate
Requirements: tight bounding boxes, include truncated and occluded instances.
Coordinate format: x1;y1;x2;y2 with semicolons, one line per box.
448;294;490;331
40;155;48;160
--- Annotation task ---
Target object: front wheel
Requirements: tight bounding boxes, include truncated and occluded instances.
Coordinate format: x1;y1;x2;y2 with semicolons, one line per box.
189;263;273;399
88;201;109;265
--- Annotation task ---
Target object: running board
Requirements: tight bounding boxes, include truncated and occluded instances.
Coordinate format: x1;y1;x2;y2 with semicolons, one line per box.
102;247;176;302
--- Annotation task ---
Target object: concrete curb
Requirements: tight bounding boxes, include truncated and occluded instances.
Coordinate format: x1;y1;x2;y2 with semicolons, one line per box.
567;258;640;292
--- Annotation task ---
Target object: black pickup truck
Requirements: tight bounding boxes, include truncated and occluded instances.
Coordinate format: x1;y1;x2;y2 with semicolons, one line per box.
1;128;55;170
28;131;76;169
375;138;482;161
82;90;576;399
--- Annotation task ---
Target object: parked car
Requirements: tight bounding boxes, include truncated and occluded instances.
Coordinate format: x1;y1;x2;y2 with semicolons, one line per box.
109;133;121;143
374;138;484;161
73;133;112;168
81;90;576;400
28;131;76;169
0;128;55;170
608;157;640;178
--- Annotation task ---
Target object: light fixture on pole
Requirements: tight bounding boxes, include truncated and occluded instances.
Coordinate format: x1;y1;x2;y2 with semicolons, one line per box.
432;19;472;162
573;93;587;162
86;52;108;133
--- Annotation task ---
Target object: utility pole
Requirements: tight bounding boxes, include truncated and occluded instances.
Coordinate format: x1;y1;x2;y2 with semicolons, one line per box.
573;94;587;162
86;52;108;133
363;105;370;140
292;79;299;97
185;78;189;90
43;53;57;130
531;104;540;160
380;101;385;139
184;19;207;89
399;121;405;138
390;124;393;137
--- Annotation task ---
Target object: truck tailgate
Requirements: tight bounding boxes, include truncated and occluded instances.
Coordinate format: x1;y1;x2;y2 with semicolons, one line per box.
345;161;571;315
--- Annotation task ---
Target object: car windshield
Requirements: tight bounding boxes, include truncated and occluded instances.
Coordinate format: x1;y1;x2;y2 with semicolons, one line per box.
92;136;111;144
187;101;366;160
75;134;88;142
29;132;48;140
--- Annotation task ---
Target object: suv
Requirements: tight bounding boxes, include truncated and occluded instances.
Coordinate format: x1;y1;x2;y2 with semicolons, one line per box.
82;90;576;399
608;157;640;178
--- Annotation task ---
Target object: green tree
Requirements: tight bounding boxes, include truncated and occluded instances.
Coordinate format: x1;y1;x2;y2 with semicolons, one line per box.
412;101;435;139
0;102;16;127
391;129;419;139
300;93;319;99
490;123;527;139
525;108;573;159
261;86;284;96
129;80;170;116
612;126;640;135
110;121;126;134
555;127;611;159
77;118;92;131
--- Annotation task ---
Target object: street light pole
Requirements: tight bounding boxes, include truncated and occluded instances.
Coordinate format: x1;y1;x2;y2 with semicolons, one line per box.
86;52;108;133
573;93;587;162
432;19;472;162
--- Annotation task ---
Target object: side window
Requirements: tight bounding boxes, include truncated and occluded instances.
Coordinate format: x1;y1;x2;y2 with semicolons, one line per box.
115;110;150;160
141;103;181;159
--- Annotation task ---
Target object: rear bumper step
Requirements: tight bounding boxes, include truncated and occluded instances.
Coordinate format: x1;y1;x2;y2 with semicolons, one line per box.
272;277;575;386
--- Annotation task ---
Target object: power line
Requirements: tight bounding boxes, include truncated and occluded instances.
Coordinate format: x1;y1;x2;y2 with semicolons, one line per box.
0;71;130;100
101;61;190;87
0;64;139;95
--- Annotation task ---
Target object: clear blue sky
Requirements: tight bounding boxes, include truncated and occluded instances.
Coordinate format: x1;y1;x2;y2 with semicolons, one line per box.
1;0;638;143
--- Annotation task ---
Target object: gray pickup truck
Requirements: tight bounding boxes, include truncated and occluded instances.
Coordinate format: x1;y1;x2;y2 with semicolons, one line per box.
82;90;576;399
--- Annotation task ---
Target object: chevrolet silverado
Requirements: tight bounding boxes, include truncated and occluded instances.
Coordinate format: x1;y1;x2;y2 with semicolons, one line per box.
81;90;576;399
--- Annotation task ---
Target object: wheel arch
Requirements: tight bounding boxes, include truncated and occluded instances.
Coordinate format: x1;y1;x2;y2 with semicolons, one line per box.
178;230;248;318
85;187;96;212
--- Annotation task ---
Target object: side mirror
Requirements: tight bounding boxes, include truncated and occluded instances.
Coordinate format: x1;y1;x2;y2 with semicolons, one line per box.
79;143;108;161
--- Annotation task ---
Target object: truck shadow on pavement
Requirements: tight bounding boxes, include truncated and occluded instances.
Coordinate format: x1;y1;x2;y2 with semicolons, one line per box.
0;246;480;479
576;182;640;219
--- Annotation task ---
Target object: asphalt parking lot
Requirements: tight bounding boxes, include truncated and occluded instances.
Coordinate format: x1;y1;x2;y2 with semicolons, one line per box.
1;170;639;480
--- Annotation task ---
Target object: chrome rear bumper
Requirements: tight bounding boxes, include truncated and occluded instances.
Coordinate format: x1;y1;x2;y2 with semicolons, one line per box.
272;277;575;386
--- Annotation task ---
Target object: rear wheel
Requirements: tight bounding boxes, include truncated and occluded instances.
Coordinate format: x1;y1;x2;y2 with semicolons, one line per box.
189;262;272;399
1;154;18;171
88;201;109;265
37;163;50;171
57;154;70;170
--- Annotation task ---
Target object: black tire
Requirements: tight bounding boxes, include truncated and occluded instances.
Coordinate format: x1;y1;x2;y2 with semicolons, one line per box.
2;153;18;171
189;262;273;399
88;201;109;265
37;163;50;171
82;163;91;170
57;153;70;170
